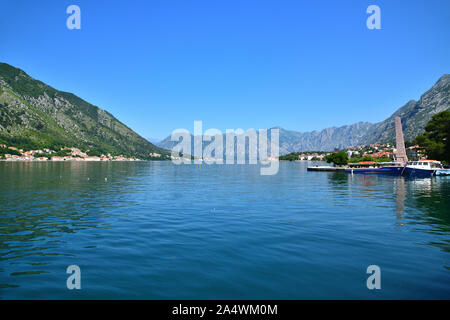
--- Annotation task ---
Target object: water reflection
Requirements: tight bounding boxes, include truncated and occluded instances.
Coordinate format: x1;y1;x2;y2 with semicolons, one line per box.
327;172;348;185
394;178;406;222
407;177;450;234
327;171;450;251
0;161;147;290
1;162;449;298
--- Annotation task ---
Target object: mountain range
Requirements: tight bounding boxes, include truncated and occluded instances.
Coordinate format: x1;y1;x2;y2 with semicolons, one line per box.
158;74;449;155
1;62;448;157
0;62;167;159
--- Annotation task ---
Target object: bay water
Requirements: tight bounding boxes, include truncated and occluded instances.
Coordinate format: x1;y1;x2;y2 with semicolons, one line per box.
0;161;449;299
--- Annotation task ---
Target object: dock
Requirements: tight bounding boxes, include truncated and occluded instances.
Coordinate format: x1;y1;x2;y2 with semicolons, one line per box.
307;166;346;172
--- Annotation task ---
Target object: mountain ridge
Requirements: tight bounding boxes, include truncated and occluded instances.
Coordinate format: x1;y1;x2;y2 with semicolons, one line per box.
158;74;449;154
1;62;447;157
0;62;167;159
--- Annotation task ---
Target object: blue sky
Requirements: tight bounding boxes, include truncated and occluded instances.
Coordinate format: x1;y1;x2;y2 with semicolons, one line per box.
0;0;449;140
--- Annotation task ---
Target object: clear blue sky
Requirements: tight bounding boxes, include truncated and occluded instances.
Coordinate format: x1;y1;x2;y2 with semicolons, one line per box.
1;0;449;140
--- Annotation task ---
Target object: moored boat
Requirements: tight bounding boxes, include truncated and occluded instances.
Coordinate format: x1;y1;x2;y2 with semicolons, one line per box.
345;161;404;174
404;160;442;176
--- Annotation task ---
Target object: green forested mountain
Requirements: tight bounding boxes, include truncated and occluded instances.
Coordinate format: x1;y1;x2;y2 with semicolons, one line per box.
0;62;167;158
414;110;450;163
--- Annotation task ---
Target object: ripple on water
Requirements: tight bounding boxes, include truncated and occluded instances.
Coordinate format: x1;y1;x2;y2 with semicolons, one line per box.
0;161;449;299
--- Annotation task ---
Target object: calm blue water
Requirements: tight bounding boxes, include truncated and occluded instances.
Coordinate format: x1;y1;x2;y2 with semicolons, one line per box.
0;161;449;299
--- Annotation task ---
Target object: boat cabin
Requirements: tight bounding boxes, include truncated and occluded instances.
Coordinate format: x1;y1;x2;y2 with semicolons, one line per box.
347;161;403;168
406;160;442;169
347;161;377;168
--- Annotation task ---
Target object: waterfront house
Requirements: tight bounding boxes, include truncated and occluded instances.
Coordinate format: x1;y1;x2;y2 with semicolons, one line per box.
70;148;87;157
372;151;392;159
149;153;161;158
407;145;426;161
84;156;101;161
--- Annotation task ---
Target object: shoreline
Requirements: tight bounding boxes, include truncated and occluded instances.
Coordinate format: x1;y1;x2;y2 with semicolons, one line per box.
0;158;157;162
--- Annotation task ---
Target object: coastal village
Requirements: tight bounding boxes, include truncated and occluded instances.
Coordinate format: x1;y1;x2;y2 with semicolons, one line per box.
0;144;164;161
0;142;426;162
294;143;426;161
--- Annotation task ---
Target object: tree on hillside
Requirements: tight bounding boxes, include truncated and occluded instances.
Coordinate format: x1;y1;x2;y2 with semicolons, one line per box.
325;151;348;166
279;153;300;161
86;149;103;157
414;110;450;164
351;154;375;162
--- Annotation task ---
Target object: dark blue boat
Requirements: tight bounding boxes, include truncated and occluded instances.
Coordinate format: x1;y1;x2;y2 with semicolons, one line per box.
345;161;404;174
404;160;442;176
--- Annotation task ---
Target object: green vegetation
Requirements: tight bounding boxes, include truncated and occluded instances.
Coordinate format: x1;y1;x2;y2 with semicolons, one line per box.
414;110;450;164
53;149;71;157
0;146;21;159
325;152;392;166
279;153;301;161
0;63;58;99
0;62;170;160
33;153;52;159
325;151;348;166
279;151;328;161
280;151;393;164
349;155;391;163
86;149;103;157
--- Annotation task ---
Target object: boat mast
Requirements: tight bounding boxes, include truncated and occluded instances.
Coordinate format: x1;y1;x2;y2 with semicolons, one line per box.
395;116;408;165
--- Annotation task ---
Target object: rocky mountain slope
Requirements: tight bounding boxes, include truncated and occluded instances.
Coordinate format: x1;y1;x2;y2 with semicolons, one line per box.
0;63;167;158
362;74;449;144
158;74;449;154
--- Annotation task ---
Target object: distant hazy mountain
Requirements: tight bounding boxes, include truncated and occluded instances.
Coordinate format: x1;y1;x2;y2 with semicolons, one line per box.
157;123;373;156
275;122;373;154
158;74;449;154
0;63;167;158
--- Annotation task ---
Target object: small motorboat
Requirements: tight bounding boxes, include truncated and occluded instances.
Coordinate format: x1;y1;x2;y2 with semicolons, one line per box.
404;160;442;176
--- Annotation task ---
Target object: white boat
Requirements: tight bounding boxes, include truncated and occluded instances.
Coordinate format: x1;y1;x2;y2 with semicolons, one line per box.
404;160;442;176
